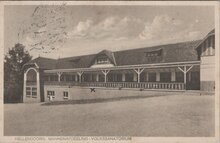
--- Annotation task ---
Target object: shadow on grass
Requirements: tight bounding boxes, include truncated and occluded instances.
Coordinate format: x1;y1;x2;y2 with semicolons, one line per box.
41;94;170;106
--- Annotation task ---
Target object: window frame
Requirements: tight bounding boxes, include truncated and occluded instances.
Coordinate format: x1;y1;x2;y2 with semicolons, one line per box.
26;86;37;98
96;57;109;64
26;87;31;97
31;87;37;98
63;91;69;99
47;91;55;98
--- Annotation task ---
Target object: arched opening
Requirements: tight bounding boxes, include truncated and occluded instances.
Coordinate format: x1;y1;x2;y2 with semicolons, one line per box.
25;68;39;100
26;69;37;85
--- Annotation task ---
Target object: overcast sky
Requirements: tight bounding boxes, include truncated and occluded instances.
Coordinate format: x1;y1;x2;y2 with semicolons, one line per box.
4;5;214;59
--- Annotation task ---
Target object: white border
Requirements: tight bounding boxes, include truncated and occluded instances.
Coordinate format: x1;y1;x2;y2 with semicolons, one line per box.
0;1;219;143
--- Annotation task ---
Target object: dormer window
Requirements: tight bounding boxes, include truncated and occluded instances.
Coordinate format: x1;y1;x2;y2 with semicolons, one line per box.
90;50;115;68
97;57;109;64
145;49;162;57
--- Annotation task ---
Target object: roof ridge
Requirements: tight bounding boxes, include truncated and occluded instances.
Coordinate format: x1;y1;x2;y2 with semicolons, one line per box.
113;40;202;54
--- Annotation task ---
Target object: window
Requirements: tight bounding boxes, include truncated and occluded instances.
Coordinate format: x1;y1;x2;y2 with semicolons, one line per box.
47;91;55;98
26;87;37;98
63;91;68;99
145;49;162;57
32;87;37;97
148;73;156;82
65;75;75;81
26;87;31;97
125;73;133;82
97;58;109;64
160;72;171;82
176;72;184;82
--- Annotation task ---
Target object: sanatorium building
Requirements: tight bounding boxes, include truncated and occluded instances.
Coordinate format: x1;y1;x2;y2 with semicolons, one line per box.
23;29;215;102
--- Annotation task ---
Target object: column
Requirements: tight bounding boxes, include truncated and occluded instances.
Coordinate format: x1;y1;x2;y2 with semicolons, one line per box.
145;72;149;82
201;43;204;56
102;70;110;83
122;73;126;82
134;68;145;83
23;72;27;102
205;39;209;55
133;73;137;82
77;71;84;83
171;71;176;82
96;74;99;82
156;72;160;82
75;74;78;82
178;65;193;88
184;67;187;84
57;72;62;82
188;72;191;82
36;71;40;102
90;74;93;82
210;36;213;55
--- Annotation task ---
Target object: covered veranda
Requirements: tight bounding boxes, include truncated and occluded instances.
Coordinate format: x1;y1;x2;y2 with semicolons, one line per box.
43;61;200;90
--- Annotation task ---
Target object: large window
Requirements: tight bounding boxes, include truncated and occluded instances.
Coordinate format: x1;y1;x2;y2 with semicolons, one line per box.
26;87;37;98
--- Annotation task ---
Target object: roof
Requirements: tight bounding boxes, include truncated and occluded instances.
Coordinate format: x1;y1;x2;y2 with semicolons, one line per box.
26;40;202;70
196;29;215;50
25;57;57;70
114;40;200;66
207;29;215;36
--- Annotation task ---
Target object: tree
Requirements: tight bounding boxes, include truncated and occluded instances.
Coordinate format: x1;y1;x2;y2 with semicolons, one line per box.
4;43;32;103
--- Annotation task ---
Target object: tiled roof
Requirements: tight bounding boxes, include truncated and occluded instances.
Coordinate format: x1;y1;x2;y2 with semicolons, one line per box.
56;54;96;69
114;40;201;66
26;57;57;70
27;40;202;70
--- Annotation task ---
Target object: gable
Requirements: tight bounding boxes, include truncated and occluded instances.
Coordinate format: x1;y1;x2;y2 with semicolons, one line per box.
90;50;116;68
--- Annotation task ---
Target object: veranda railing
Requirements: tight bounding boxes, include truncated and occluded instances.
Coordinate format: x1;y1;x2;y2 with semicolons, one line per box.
44;81;185;90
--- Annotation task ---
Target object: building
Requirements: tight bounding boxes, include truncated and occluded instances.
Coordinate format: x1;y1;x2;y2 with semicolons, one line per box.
23;29;215;103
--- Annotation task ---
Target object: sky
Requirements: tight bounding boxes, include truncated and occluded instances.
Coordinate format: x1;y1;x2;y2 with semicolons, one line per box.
4;5;215;59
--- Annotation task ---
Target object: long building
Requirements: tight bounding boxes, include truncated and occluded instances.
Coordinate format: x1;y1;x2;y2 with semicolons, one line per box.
23;29;215;103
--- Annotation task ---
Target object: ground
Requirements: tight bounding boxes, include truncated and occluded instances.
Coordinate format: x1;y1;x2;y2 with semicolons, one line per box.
4;92;215;136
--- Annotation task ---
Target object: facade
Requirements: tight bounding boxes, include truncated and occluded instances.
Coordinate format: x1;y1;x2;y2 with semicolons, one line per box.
23;29;215;103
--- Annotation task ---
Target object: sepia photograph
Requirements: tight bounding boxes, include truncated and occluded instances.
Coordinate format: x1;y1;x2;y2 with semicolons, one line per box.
1;1;219;143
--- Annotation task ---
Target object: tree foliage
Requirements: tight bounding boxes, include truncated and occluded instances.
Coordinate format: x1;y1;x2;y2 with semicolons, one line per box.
4;43;32;103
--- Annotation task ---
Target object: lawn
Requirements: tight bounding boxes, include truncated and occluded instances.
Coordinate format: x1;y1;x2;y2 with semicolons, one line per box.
4;93;215;136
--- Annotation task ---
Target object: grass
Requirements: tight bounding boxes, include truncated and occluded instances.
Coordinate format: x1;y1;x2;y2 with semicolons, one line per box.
4;93;215;136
